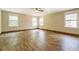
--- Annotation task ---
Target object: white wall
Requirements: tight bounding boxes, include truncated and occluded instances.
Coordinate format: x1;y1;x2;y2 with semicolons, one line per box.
43;9;79;35
2;10;33;32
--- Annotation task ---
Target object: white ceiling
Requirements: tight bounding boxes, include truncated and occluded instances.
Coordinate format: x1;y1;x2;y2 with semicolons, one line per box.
1;8;74;16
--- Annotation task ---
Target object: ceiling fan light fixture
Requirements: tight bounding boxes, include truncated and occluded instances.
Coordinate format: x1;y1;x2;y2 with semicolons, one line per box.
34;8;44;12
35;10;39;12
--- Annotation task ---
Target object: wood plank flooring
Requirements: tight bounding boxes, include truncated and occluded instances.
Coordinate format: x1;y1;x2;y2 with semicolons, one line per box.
0;29;79;51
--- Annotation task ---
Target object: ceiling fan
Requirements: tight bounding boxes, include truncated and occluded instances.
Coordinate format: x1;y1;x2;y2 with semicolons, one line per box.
35;8;44;12
30;8;44;12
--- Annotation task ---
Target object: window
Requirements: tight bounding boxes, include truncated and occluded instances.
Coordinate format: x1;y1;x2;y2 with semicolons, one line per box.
39;17;44;26
32;17;37;28
65;14;77;28
8;15;19;27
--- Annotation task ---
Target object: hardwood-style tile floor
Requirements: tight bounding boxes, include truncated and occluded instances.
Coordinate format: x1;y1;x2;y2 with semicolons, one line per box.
0;29;79;51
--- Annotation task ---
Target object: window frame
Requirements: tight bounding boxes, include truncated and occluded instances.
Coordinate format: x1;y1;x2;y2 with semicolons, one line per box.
64;14;78;28
8;14;19;27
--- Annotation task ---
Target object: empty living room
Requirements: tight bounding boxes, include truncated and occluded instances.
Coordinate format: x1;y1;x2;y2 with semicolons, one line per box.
0;8;79;51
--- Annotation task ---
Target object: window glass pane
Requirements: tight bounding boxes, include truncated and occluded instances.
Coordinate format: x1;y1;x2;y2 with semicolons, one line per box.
65;21;77;27
65;14;77;20
39;17;44;26
9;16;18;20
32;17;37;28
